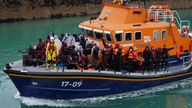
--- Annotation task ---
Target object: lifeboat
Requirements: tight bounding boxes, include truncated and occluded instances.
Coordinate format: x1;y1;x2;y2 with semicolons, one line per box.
3;0;192;100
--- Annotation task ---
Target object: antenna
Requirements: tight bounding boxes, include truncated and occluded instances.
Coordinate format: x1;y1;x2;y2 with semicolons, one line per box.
143;0;147;8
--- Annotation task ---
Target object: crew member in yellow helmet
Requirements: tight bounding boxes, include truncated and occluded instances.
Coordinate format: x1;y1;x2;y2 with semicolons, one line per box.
113;0;123;5
46;36;58;71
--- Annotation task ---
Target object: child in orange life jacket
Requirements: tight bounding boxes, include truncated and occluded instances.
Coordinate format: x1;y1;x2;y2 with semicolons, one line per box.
127;47;136;72
46;36;58;71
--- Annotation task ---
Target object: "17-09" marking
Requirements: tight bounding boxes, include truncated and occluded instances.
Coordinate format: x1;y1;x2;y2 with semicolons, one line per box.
61;81;83;87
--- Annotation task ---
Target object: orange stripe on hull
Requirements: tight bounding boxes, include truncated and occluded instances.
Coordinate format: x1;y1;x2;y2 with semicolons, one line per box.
8;71;192;82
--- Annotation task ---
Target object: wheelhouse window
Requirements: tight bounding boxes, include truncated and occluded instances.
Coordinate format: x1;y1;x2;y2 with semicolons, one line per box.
86;30;94;37
125;32;132;41
154;30;159;41
135;32;141;40
105;33;112;41
95;32;103;39
115;33;122;42
162;30;166;40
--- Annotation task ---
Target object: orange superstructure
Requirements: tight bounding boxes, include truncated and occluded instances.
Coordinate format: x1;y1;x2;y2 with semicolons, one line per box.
79;0;192;57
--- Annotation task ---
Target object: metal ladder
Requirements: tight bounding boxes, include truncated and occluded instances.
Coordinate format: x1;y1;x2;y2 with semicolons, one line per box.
182;53;192;69
148;9;190;29
171;10;190;30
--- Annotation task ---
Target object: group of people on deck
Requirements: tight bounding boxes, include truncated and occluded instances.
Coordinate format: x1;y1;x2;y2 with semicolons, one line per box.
25;32;173;72
142;45;174;72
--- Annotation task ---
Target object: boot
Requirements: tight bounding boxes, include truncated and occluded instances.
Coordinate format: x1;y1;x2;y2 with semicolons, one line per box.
46;63;50;70
53;64;57;71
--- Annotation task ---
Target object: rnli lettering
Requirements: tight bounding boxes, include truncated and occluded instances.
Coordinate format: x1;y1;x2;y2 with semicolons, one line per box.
61;81;82;87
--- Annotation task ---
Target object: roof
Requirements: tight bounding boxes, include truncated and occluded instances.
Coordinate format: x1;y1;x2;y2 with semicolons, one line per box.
79;4;173;32
80;20;172;32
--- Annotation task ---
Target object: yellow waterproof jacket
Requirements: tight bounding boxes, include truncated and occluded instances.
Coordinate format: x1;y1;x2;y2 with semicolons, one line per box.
46;42;58;61
113;0;123;4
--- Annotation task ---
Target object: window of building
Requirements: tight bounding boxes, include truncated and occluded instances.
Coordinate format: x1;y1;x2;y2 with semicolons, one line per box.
125;32;132;41
105;33;112;41
115;33;122;42
95;32;103;39
135;32;142;40
154;30;159;41
162;30;166;40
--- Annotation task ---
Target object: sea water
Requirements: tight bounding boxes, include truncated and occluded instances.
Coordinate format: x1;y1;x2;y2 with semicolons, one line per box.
0;9;192;108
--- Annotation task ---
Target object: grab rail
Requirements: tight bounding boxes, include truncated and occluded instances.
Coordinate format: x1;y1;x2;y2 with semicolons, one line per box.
171;10;190;29
148;9;190;30
182;53;192;69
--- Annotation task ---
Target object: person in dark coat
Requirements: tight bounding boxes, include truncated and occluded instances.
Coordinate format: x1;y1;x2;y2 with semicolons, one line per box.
36;38;45;65
80;36;86;49
143;45;151;72
77;55;92;70
113;43;122;72
150;46;156;71
91;43;100;69
59;41;68;71
107;43;114;69
155;47;162;72
162;44;174;72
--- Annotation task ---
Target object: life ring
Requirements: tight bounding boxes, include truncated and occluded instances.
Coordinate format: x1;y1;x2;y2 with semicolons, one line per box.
135;57;144;66
171;18;176;23
181;26;190;37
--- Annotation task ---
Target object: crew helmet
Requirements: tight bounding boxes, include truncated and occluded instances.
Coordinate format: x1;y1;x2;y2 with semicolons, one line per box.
50;36;54;42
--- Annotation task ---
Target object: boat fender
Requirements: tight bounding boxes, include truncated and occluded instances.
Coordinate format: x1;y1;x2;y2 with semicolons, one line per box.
181;26;190;37
176;52;180;58
171;18;176;23
136;57;144;66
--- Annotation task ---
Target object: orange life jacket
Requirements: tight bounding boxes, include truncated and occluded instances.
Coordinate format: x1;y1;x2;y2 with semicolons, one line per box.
121;49;126;56
136;57;143;66
128;52;134;59
113;48;119;55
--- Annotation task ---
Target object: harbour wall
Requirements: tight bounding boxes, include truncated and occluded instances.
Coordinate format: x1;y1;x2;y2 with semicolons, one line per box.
0;0;192;23
0;0;101;23
167;0;192;9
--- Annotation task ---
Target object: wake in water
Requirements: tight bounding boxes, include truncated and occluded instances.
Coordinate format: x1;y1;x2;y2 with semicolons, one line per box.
14;78;192;107
0;70;9;83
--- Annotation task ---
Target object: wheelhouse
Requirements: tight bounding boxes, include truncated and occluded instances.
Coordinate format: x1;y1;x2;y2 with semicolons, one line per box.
79;0;191;56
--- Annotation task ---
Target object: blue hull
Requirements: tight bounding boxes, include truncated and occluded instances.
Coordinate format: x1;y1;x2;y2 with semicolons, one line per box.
4;53;192;99
6;70;192;100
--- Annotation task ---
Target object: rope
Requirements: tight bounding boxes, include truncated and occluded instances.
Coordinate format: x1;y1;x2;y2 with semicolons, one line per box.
169;22;178;53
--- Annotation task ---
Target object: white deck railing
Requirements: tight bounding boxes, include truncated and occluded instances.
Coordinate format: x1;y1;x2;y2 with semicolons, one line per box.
182;53;192;69
148;9;190;30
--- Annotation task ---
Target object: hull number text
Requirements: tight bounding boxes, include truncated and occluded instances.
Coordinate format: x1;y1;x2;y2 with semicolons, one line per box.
61;81;82;87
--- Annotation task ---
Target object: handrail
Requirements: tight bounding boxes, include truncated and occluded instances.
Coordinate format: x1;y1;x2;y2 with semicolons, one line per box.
171;10;190;29
148;9;173;23
148;9;190;30
182;53;192;69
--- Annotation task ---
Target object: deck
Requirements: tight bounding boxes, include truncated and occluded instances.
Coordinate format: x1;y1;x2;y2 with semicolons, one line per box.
6;60;191;79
